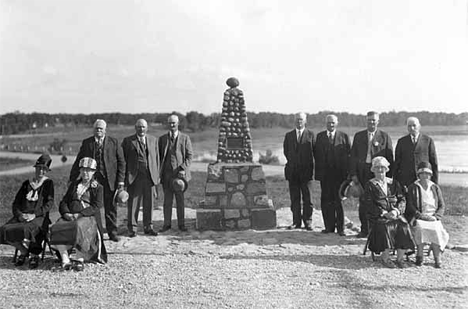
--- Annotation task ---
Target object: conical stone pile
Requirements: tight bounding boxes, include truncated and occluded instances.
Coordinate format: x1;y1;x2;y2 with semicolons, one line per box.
216;77;253;163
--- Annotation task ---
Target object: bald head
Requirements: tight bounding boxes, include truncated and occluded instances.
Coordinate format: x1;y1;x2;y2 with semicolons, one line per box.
326;114;338;132
294;112;307;130
407;117;421;136
135;119;148;137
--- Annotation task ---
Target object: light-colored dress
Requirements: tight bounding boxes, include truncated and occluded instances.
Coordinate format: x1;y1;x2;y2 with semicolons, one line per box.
412;181;449;250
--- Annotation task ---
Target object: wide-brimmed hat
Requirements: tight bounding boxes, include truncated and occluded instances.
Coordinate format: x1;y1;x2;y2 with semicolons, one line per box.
417;161;433;175
339;179;364;200
172;176;188;193
33;153;52;171
114;189;129;204
79;157;97;170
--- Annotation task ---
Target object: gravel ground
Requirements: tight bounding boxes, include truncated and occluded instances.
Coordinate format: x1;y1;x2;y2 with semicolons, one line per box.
0;209;467;309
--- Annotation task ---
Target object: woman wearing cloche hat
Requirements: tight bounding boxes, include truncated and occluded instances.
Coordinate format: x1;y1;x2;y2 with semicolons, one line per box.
405;162;449;268
0;153;54;269
50;157;107;271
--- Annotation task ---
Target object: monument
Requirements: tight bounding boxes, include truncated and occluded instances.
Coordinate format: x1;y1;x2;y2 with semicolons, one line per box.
196;77;277;230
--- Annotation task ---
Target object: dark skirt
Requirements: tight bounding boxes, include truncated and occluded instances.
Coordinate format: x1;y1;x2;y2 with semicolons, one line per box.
368;217;415;254
0;217;47;255
50;216;107;263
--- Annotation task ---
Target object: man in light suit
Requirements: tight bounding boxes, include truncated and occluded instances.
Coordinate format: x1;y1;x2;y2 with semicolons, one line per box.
158;114;193;232
394;117;438;189
283;112;315;230
122;119;160;237
69;119;125;242
314;114;351;236
350;111;393;238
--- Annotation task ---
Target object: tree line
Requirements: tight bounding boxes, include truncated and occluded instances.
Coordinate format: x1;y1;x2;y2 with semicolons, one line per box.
0;110;466;135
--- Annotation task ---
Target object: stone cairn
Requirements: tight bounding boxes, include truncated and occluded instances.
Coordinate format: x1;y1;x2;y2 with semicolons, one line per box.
196;78;277;230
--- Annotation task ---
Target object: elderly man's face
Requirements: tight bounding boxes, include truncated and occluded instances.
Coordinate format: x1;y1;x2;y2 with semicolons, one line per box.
366;114;379;132
295;114;306;130
168;116;179;133
326;116;338;132
94;122;106;138
135;120;148;137
407;119;421;136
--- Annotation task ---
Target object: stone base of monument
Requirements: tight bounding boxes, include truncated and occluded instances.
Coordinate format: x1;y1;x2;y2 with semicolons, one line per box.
196;162;277;230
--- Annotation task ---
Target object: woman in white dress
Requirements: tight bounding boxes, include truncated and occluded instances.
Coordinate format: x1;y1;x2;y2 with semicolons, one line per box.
405;161;449;268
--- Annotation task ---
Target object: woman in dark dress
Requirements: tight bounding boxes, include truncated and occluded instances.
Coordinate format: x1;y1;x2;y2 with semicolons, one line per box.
364;156;415;268
0;154;54;269
50;157;107;271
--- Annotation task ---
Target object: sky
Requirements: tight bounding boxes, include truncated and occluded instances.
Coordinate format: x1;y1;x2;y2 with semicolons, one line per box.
0;0;467;115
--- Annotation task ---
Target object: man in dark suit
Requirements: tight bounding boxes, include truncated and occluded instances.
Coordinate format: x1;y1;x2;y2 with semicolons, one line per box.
283;112;315;230
314;114;351;236
158;114;193;232
394;117;438;188
350;111;393;238
122;119;160;237
69;119;125;242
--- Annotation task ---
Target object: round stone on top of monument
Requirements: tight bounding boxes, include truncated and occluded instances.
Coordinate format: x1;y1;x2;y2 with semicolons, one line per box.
226;77;240;88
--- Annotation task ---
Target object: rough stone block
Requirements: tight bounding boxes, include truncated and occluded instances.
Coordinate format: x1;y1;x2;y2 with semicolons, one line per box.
196;209;223;230
203;196;218;206
230;192;246;208
205;182;226;194
251;209;277;230
241;175;248;182
236;184;245;190
241;209;250;217
225;220;236;229
207;163;223;181
253;195;271;208
238;219;251;229
225;168;239;183
219;195;228;207
246;182;267;195
240;166;250;173
251;167;265;181
224;209;240;219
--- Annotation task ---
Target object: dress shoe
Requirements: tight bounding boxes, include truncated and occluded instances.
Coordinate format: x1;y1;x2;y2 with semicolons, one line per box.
14;255;27;267
321;229;330;234
415;256;423;266
356;232;367;238
73;261;84;272
128;231;137;238
305;225;312;231
287;225;301;230
144;229;158;236
434;260;442;269
338;231;346;237
109;234;120;242
159;226;171;233
179;226;188;232
395;260;409;269
29;255;39;269
382;259;396;268
62;262;73;271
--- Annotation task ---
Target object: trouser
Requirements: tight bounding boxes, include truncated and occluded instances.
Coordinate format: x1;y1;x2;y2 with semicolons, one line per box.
162;173;185;228
127;170;155;232
320;172;344;232
356;163;373;235
96;173;117;237
288;176;313;227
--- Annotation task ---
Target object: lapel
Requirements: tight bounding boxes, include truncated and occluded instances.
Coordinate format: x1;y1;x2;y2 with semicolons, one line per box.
131;135;139;152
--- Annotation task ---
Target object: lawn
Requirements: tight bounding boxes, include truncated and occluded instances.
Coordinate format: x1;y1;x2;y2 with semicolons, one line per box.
1;164;467;245
0;157;35;172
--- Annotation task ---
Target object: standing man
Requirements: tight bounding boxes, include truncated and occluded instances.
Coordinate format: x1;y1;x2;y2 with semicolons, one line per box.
350;111;393;238
314;114;351;236
394;116;438;189
283;112;315;230
70;119;125;242
159;114;193;232
121;119;160;237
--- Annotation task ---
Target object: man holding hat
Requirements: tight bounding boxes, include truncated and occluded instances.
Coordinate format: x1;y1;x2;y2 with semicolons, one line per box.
69;119;125;242
158;114;193;232
122;119;160;237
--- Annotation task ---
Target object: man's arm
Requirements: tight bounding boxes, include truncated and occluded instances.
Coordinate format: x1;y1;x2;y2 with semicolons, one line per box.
115;138;126;189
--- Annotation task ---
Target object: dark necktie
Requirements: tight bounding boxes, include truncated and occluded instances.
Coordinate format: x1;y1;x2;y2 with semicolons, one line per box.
328;132;333;144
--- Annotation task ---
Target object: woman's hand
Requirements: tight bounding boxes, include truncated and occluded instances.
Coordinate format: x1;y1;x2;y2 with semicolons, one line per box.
63;213;75;221
419;214;436;221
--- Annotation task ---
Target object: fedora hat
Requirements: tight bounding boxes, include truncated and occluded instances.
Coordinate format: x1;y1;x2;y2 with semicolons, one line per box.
34;153;52;170
339;179;364;200
114;189;129;204
172;176;188;193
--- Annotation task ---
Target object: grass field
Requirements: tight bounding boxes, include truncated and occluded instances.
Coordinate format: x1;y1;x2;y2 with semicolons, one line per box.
1;165;467;245
0;157;35;172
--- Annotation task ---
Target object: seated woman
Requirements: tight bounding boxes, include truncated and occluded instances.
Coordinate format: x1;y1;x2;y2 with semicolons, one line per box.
0;154;54;269
364;156;415;268
405;162;449;268
50;157;107;271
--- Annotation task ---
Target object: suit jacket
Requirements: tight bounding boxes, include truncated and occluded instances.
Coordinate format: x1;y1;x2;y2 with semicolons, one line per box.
350;129;393;177
159;132;193;182
283;128;315;181
70;136;125;191
314;130;351;181
122;134;160;187
394;134;438;187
